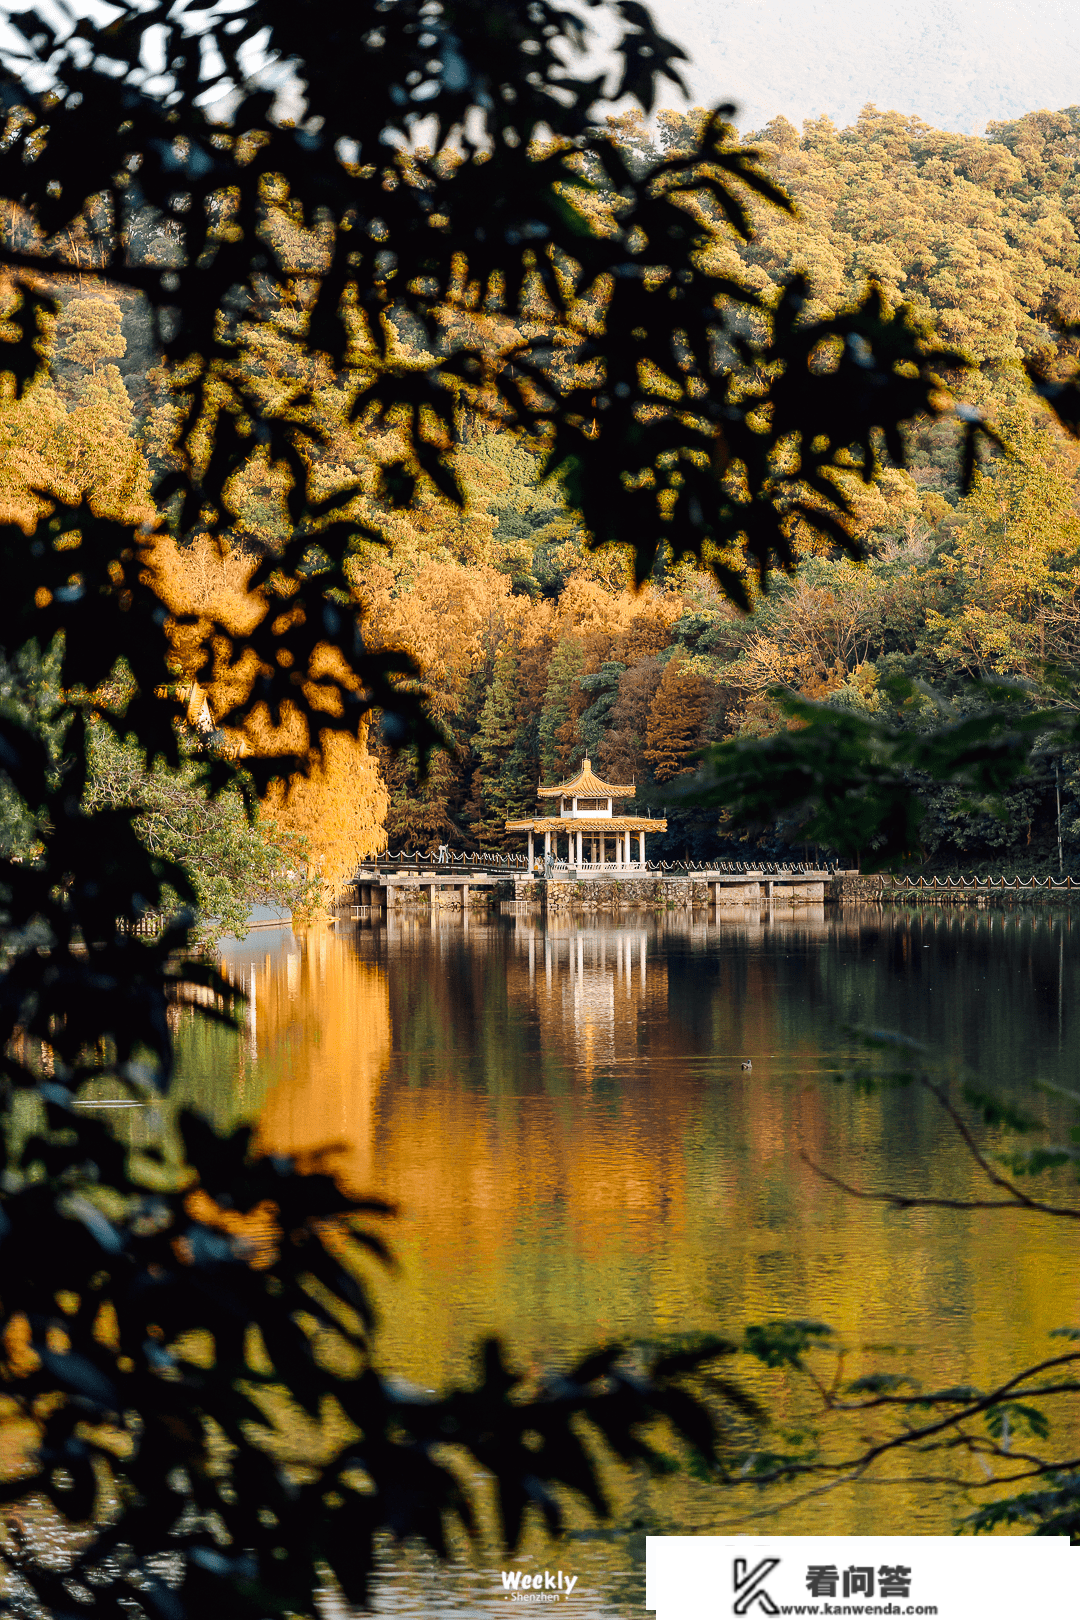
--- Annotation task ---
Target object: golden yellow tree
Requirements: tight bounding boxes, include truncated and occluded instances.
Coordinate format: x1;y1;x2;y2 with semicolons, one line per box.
0;281;151;527
644;654;715;781
55;295;126;373
923;407;1080;677
148;534;388;897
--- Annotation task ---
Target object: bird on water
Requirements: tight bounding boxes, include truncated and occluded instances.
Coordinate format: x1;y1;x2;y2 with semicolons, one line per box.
741;1059;752;1070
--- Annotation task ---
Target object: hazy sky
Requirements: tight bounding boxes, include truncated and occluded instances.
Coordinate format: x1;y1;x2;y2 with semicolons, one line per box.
638;0;1080;133
3;1;1078;139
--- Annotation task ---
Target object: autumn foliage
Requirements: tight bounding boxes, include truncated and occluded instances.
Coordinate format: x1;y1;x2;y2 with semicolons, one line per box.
149;534;387;896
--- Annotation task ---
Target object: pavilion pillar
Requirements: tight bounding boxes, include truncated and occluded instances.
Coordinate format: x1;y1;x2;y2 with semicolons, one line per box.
617;832;625;870
528;829;534;868
576;829;583;867
639;830;646;870
544;830;551;862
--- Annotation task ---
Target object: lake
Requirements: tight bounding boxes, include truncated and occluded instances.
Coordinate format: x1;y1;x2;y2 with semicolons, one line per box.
175;902;1080;1617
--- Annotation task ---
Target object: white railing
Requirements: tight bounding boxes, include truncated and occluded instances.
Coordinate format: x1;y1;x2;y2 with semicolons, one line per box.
571;861;647;873
892;874;1076;891
362;849;531;871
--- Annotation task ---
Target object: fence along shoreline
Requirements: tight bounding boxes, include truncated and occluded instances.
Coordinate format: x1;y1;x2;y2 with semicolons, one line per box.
838;872;1080;905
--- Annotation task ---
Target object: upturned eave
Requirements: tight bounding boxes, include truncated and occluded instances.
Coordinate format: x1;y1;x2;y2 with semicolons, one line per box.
536;756;635;799
505;816;666;832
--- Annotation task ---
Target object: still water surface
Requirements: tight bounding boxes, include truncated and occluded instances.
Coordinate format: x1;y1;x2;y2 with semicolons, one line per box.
176;903;1080;1617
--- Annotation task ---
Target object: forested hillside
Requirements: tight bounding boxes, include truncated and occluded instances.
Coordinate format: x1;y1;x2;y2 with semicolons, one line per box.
364;103;1080;869
9;102;1080;877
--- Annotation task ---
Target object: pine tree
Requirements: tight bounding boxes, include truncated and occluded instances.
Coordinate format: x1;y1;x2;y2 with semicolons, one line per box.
55;294;126;374
474;644;535;844
476;647;520;777
644;655;714;782
538;639;585;781
381;741;467;852
579;660;627;759
597;656;664;783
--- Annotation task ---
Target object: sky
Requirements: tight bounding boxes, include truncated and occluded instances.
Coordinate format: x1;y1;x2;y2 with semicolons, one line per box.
637;0;1080;134
2;1;1079;139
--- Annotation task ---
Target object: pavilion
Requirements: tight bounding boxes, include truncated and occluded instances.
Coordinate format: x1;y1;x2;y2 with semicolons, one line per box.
505;757;666;873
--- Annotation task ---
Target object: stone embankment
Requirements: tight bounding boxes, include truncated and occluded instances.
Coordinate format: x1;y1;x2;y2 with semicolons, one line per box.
350;866;1080;913
349;873;829;911
833;873;1078;905
530;876;709;911
343;868;1079;915
516;876;826;911
832;874;891;901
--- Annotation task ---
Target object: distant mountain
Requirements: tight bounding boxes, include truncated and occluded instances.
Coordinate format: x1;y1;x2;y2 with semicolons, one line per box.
637;0;1080;133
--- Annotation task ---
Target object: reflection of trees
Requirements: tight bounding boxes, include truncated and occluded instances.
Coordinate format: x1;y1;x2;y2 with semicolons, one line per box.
169;911;1080;1533
172;931;392;1175
249;930;391;1192
358;910;1078;1530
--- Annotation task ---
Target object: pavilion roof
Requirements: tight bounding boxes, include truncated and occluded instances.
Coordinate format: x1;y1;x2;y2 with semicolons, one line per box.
537;756;635;799
506;816;666;832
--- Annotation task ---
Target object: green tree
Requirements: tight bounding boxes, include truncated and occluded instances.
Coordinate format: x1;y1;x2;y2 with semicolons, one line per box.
85;725;316;941
538;639;585;781
380;737;472;850
474;643;535;843
579;659;627;760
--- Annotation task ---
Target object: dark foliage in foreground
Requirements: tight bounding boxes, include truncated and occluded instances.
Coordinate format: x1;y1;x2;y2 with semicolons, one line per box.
0;0;1046;1611
2;1104;747;1614
729;1035;1080;1539
686;678;1070;868
0;0;987;788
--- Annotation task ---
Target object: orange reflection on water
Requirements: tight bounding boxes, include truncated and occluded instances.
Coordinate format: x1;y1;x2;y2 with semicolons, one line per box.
233;927;391;1190
202;906;1079;1541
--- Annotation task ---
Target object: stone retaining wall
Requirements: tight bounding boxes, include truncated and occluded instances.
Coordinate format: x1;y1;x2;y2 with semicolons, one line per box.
378;883;498;908
359;875;834;910
540;877;706;910
830;874;889;901
521;877;825;910
828;873;1079;905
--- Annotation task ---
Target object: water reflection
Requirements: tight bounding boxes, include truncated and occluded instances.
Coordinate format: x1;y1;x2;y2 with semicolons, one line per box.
172;904;1079;1611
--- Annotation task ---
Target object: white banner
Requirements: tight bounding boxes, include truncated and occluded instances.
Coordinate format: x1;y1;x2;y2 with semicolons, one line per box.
645;1536;1078;1619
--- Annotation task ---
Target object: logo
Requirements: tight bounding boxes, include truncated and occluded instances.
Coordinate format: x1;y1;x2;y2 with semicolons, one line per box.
733;1556;780;1615
500;1569;579;1602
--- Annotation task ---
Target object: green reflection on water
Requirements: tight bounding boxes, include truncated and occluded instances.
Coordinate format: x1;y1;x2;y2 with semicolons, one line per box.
172;903;1079;1612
